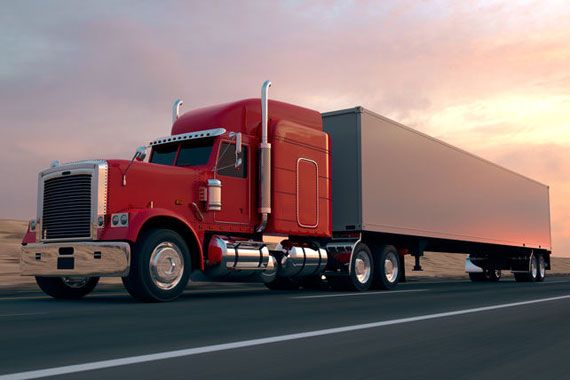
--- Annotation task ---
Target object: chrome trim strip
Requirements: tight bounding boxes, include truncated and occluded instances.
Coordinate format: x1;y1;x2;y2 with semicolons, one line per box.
21;241;131;277
296;157;319;228
149;128;226;147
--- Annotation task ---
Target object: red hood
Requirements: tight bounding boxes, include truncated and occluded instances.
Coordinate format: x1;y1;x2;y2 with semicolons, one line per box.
105;159;210;215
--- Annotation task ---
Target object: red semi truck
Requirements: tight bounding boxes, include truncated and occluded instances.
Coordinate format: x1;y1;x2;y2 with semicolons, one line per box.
21;81;552;301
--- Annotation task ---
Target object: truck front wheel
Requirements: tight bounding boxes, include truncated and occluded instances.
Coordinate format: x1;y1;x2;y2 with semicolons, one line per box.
35;276;99;299
122;229;191;302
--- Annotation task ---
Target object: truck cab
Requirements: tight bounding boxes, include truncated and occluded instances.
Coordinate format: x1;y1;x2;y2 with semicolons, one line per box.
21;82;333;301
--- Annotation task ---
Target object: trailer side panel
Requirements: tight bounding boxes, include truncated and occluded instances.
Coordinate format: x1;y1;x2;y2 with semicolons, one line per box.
324;107;551;251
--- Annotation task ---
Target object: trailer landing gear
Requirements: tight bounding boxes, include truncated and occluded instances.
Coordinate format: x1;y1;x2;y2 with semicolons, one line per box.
411;241;427;272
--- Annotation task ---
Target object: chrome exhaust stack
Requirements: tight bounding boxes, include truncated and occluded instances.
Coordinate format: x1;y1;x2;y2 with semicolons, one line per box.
172;99;183;124
256;80;272;233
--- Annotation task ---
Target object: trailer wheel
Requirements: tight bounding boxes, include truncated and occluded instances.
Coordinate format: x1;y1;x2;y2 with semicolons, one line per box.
347;243;374;291
514;254;538;283
122;229;191;302
35;276;99;299
536;254;546;282
373;245;400;290
487;268;501;282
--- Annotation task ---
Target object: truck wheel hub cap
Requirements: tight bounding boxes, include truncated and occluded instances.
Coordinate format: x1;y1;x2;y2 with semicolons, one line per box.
354;251;371;284
384;252;399;283
149;242;184;290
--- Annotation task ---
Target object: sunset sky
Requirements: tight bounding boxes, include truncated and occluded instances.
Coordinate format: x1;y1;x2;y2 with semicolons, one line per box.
1;1;569;256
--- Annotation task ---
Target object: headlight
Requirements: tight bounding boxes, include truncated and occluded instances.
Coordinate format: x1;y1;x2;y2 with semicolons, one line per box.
29;219;37;231
111;213;128;227
97;215;105;227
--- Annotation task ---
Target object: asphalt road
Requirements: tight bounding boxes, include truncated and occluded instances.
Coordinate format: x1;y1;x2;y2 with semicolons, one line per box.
1;277;570;380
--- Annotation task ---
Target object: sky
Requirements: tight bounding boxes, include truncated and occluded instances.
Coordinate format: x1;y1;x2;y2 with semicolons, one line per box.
1;0;569;256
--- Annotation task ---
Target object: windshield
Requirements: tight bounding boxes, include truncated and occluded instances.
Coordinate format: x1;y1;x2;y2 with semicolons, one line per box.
176;138;214;166
150;144;178;165
149;138;215;166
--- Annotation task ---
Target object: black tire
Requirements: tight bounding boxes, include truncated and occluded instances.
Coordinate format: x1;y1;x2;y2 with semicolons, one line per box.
35;276;99;299
487;268;502;282
264;277;301;291
347;243;374;291
514;254;538;283
373;245;401;290
122;229;191;302
469;272;487;282
536;254;546;282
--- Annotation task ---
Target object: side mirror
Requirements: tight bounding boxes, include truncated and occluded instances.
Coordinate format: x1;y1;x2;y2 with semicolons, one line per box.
135;146;147;162
234;132;243;168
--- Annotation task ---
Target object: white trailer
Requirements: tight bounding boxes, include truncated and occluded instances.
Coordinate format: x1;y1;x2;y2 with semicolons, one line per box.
322;107;551;284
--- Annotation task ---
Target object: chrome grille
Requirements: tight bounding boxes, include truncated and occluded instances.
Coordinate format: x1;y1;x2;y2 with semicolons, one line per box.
42;174;92;240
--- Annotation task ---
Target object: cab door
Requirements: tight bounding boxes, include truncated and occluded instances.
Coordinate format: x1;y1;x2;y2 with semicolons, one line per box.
213;140;250;225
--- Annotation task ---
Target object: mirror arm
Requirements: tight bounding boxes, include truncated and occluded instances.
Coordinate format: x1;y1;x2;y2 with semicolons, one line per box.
123;146;148;187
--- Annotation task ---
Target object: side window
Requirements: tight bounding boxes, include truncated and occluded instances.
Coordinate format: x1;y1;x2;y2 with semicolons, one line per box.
217;142;247;178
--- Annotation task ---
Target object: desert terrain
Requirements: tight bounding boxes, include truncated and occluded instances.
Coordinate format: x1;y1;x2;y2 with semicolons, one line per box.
1;219;569;289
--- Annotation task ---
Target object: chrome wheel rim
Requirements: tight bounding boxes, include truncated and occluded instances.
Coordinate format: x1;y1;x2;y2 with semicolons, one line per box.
538;256;545;278
62;277;89;288
354;250;372;284
384;252;399;283
531;256;538;278
149;242;185;290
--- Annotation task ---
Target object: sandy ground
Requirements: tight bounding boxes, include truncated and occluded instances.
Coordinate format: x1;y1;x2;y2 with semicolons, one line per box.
1;219;569;289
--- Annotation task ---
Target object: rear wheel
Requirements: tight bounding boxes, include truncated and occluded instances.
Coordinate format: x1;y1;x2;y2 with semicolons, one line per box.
373;245;400;290
347;243;374;291
536;254;546;282
487;268;502;282
35;276;99;299
122;229;191;302
514;254;538;283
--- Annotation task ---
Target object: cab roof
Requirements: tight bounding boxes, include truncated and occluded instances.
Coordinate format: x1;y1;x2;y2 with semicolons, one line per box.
171;98;322;136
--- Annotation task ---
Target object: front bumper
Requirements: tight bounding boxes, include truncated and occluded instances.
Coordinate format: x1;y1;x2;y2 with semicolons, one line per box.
21;241;130;277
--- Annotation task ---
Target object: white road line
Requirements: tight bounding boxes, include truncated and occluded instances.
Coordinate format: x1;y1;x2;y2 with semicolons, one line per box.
0;312;46;318
400;280;471;285
293;289;429;299
2;294;570;380
539;280;570;284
